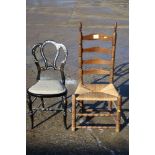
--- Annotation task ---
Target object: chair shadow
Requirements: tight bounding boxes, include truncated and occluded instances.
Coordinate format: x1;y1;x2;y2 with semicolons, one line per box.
34;110;61;128
29;63;129;131
114;63;129;131
29;95;72;129
75;62;129;131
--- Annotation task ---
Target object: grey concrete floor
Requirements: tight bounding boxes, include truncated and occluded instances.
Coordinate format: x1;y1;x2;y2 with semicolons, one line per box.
26;0;129;155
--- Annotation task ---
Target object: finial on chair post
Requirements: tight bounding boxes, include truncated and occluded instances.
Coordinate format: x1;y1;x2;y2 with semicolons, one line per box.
113;22;117;43
79;22;82;33
114;22;117;32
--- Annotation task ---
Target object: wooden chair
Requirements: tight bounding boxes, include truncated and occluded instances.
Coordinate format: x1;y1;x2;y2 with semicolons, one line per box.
72;22;122;132
27;40;68;129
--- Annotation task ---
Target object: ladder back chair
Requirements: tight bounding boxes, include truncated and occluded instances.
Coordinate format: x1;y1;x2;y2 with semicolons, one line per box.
72;22;122;132
27;40;68;129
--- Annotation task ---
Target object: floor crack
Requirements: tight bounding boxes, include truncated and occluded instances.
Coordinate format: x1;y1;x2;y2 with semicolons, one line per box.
89;132;116;155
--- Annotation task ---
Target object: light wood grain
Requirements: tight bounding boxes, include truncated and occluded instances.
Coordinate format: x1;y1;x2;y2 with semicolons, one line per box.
82;34;112;41
83;69;110;75
72;22;121;132
82;58;112;66
83;47;112;54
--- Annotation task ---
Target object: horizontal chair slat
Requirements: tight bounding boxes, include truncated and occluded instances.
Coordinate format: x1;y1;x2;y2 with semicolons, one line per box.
83;69;110;75
82;59;112;65
77;113;115;117
83;47;112;54
76;126;115;129
84;109;111;112
82;34;112;41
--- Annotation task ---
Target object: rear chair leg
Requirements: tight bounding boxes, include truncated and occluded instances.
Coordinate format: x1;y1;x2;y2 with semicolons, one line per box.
63;95;67;129
116;96;121;132
27;94;34;129
72;95;76;131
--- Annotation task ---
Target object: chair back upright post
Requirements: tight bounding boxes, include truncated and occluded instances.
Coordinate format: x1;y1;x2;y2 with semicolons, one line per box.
110;22;117;83
79;22;83;85
79;22;117;84
32;43;43;80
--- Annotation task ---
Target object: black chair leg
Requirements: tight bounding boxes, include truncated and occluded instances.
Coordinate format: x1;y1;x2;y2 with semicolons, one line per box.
62;95;67;129
41;97;45;109
27;94;34;129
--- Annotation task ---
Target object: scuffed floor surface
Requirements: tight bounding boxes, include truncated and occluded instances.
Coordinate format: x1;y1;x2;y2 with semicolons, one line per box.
26;0;129;154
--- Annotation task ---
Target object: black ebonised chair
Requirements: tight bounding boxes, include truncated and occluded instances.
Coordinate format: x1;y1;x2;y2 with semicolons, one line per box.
27;40;68;129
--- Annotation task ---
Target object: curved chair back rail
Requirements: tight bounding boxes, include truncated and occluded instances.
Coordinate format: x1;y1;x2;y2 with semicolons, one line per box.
32;40;68;84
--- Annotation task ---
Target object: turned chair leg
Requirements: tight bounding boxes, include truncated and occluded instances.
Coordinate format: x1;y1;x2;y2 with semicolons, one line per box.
72;95;76;131
116;96;121;132
63;95;67;129
27;94;34;129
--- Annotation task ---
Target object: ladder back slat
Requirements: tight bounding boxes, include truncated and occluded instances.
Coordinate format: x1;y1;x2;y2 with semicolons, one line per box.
82;59;112;66
83;69;110;75
82;34;112;41
83;47;112;54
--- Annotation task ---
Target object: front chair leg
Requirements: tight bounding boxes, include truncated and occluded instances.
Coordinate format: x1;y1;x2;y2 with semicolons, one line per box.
72;95;76;131
62;95;67;129
116;96;122;132
27;94;34;129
